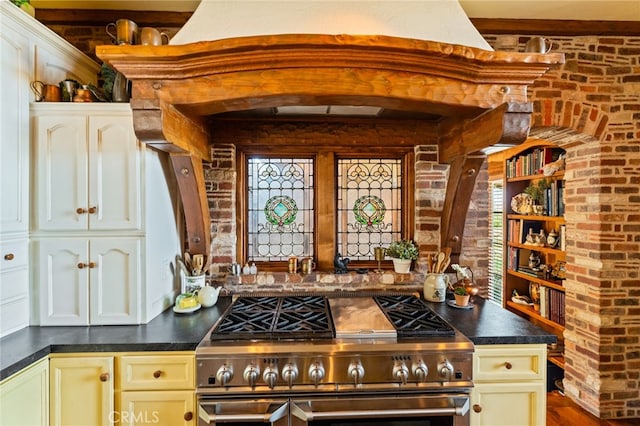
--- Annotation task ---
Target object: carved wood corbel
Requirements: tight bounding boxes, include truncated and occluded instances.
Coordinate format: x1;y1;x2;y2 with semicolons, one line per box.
438;102;532;262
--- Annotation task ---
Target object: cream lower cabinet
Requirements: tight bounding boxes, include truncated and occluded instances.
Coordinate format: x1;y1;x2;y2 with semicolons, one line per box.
471;344;547;426
117;353;196;426
50;355;115;426
33;237;141;325
0;358;49;426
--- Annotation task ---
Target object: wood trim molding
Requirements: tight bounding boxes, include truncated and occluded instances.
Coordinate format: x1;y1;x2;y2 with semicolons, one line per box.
34;9;638;36
471;18;640;36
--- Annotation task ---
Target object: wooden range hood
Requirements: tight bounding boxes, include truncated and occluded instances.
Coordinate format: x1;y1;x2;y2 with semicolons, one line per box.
97;35;563;262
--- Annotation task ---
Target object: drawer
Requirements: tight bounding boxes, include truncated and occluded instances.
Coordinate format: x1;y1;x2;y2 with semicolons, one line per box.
473;344;545;382
119;355;194;391
0;240;28;271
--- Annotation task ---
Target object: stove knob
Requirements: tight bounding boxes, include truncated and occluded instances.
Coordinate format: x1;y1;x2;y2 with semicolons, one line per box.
308;361;325;386
412;360;429;382
393;361;409;385
437;359;454;381
216;364;234;387
263;365;279;389
347;360;365;386
281;362;299;388
243;363;260;389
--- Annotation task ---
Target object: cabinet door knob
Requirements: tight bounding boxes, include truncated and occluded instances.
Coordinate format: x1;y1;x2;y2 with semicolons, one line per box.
76;207;88;214
88;262;96;269
473;404;482;413
99;373;110;382
504;361;513;370
4;253;14;261
77;263;87;269
88;206;97;214
184;412;193;421
153;370;162;378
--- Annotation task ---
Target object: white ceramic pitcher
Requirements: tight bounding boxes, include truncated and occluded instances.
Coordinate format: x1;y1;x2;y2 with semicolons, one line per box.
424;273;449;302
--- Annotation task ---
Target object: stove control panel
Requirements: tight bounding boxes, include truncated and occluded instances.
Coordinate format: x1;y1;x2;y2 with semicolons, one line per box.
198;351;472;392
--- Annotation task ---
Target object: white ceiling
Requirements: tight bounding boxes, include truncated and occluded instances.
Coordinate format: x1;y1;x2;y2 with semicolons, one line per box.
29;0;640;21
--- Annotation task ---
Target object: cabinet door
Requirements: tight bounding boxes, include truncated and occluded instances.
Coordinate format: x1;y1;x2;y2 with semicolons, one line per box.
34;238;89;325
119;390;195;426
0;358;49;426
33;115;89;231
471;382;546;426
89;115;141;231
90;238;141;325
50;356;114;426
0;14;31;234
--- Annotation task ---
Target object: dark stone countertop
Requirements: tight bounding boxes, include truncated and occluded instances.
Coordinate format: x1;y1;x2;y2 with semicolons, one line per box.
0;295;555;381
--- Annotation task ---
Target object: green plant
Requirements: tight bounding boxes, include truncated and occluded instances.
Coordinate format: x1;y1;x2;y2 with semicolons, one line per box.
386;239;418;260
10;0;30;6
454;287;468;296
524;179;550;204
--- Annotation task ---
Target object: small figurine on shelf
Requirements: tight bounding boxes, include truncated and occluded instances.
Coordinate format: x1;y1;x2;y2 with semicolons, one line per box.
547;229;558;248
528;251;542;271
334;253;350;274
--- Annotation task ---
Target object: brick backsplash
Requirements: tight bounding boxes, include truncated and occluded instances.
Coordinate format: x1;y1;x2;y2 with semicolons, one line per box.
49;24;639;420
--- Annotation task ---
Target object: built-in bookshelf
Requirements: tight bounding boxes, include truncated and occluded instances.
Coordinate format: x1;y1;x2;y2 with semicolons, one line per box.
499;140;567;370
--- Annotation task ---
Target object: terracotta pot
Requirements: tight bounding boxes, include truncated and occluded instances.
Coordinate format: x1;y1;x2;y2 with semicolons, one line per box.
454;293;470;307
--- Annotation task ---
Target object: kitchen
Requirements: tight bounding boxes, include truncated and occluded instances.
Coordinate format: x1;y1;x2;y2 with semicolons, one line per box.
0;0;636;424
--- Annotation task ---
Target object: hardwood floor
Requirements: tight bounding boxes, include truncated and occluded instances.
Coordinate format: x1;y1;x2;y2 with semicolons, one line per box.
547;391;639;426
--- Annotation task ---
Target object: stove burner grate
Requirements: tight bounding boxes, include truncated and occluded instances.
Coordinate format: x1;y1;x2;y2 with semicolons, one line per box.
210;295;335;341
374;294;455;337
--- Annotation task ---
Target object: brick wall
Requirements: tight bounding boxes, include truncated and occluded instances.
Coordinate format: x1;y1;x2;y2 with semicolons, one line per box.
486;34;640;419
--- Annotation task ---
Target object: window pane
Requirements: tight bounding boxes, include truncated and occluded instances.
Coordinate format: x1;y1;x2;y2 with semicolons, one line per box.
247;158;314;261
488;180;504;305
337;158;402;261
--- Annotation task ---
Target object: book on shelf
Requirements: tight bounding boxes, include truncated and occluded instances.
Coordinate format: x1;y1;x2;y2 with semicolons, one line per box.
559;224;566;251
538;286;565;325
506;147;563;178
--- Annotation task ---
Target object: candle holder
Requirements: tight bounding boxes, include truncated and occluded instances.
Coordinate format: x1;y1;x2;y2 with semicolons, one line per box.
374;247;385;273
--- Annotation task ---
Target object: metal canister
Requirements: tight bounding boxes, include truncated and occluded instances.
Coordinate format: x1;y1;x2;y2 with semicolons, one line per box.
288;257;298;273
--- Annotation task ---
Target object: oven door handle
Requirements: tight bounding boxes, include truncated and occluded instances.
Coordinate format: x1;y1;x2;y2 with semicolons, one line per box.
198;400;289;425
293;395;470;420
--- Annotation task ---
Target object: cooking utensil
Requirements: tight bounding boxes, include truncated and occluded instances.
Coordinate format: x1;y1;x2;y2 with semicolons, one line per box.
193;254;204;275
434;252;445;274
183;252;192;271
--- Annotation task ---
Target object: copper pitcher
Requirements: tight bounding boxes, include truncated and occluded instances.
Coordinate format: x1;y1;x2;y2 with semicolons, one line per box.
106;19;138;45
525;37;553;53
30;81;61;102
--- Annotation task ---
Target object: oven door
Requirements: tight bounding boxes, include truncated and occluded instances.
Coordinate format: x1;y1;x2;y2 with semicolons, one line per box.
198;393;470;426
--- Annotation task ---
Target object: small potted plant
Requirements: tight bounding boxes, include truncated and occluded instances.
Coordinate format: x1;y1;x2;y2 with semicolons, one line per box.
454;286;470;307
386;239;418;273
524;179;550;215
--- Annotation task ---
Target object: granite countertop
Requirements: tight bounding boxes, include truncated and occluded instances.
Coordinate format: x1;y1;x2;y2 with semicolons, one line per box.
0;295;555;381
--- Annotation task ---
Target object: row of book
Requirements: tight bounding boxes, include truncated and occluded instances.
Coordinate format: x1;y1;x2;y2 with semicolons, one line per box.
536;285;565;326
543;179;565;217
506;147;563;178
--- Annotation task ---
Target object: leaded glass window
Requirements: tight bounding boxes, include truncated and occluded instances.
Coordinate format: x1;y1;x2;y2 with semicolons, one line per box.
337;158;402;261
247;158;314;261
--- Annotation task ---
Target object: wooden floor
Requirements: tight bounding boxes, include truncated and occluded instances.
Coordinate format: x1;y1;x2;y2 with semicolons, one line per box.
547;391;638;426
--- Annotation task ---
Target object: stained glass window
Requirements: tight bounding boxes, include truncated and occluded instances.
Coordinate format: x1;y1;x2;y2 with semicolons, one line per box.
247;158;314;261
337;158;402;260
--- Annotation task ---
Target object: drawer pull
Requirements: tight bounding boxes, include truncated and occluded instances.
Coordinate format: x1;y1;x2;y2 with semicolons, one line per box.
184;411;193;421
99;373;110;382
153;370;162;379
473;404;482;413
4;253;14;261
504;362;513;370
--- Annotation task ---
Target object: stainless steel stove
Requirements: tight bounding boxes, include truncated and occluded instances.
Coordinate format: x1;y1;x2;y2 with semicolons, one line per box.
196;293;473;426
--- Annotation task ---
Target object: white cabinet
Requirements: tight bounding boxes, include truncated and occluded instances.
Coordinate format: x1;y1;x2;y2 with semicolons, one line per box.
0;1;100;337
32;109;141;231
34;237;141;325
0;357;49;426
471;344;547;426
31;104;181;326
